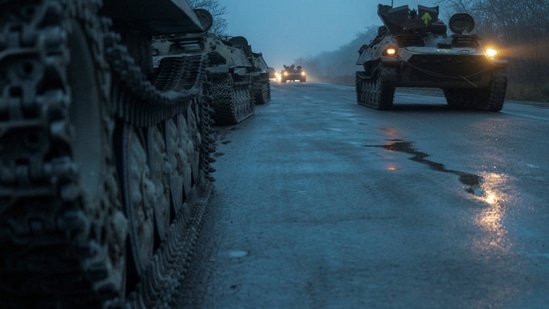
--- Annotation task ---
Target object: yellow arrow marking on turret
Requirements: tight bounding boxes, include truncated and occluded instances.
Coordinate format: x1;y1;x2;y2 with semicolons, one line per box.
421;12;432;26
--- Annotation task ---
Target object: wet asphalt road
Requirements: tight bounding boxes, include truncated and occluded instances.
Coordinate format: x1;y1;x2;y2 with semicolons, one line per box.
178;82;549;308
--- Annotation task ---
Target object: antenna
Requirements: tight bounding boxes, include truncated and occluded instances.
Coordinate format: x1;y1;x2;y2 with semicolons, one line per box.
391;0;393;7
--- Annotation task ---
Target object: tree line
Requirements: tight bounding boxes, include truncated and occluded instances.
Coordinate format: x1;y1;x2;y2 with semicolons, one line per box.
294;0;549;101
188;0;228;34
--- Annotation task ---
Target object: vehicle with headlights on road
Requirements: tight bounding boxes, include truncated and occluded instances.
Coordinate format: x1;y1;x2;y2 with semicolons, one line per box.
280;64;307;83
356;4;508;111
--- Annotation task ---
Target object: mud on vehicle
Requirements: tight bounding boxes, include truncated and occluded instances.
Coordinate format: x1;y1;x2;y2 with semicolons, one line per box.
153;12;271;125
355;4;508;111
0;0;217;308
280;65;307;83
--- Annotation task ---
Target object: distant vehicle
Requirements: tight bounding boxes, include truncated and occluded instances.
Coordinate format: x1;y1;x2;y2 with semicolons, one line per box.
280;64;307;83
268;67;277;79
355;4;508;111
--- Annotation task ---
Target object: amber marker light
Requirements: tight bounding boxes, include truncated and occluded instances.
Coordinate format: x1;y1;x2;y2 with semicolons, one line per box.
385;47;397;56
485;48;498;59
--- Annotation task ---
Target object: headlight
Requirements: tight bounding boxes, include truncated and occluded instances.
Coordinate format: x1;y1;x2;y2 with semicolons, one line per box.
485;48;498;59
301;71;306;76
384;47;397;56
283;72;288;76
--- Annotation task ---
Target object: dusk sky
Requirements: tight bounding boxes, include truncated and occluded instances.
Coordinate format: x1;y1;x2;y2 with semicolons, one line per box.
224;1;440;70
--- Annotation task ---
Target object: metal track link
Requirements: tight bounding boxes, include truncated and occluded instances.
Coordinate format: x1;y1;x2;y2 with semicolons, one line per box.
0;1;121;307
209;73;254;125
252;73;271;105
0;0;216;308
356;66;396;110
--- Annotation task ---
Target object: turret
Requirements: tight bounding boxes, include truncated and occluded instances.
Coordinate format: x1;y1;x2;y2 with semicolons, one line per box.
377;4;439;34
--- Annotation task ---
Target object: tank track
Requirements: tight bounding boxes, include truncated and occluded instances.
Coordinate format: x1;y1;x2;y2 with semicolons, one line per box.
209;73;255;125
0;0;215;308
355;65;397;110
252;73;271;105
443;69;507;111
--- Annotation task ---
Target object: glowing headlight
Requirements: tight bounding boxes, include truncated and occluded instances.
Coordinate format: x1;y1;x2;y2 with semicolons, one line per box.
283;72;288;76
385;47;397;56
301;71;306;76
485;48;498;58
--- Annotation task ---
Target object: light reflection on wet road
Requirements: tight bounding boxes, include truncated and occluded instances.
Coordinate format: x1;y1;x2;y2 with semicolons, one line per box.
474;172;510;252
179;82;549;308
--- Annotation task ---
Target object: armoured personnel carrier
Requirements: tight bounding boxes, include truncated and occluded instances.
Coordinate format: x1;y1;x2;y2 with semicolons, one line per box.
356;4;508;111
152;12;271;125
0;0;216;308
251;52;271;105
280;65;307;83
228;36;272;105
268;67;277;79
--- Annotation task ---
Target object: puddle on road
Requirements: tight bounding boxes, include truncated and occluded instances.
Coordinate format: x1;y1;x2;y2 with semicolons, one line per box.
228;250;248;258
366;139;512;251
365;139;482;195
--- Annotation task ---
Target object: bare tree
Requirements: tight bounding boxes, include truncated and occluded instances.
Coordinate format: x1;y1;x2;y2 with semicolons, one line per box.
187;0;228;34
438;0;549;92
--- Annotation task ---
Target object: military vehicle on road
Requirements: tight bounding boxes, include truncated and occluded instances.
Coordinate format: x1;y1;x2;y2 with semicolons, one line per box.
268;67;277;79
0;1;216;308
153;13;271;125
280;65;307;83
356;4;508;111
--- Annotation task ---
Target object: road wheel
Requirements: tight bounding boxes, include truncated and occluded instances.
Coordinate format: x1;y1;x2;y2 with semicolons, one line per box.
147;125;171;241
117;124;155;285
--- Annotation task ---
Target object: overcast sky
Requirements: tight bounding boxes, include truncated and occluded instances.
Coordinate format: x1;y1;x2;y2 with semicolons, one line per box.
224;1;439;70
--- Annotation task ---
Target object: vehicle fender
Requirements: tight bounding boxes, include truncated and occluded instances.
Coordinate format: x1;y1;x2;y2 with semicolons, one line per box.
381;56;400;66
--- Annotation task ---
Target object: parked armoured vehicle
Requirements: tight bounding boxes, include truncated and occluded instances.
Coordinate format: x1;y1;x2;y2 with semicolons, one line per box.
202;34;256;125
251;52;272;105
0;1;215;308
153;12;271;125
356;4;508;111
229;36;272;106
